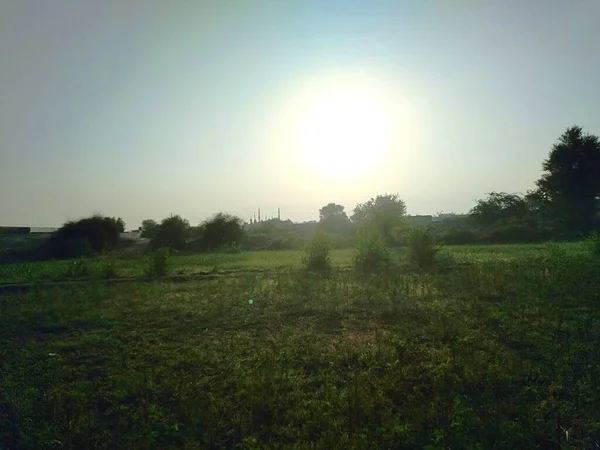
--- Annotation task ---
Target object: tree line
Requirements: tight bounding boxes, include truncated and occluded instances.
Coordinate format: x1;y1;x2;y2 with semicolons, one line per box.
14;124;600;260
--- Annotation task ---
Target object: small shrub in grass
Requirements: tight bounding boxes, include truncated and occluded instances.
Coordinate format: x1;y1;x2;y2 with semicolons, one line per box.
145;247;170;278
62;258;92;279
302;231;332;276
98;254;118;279
220;243;243;254
353;227;391;275
586;231;600;259
543;241;568;265
407;228;439;270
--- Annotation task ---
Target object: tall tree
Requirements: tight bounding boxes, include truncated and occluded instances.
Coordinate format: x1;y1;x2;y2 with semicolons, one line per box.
535;126;600;232
351;194;406;243
107;217;125;233
140;219;160;238
319;203;347;221
318;203;350;233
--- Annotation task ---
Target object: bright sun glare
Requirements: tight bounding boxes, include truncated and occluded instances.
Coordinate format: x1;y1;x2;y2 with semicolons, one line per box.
297;90;391;175
273;70;404;180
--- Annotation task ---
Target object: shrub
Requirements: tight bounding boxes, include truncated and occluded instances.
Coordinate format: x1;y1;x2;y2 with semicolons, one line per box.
302;231;332;276
437;228;478;245
219;243;243;254
44;215;121;259
586;231;600;259
62;258;93;279
353;228;391;275
407;228;439;270
544;241;568;262
198;213;245;251
145;247;170;278
98;255;118;279
329;233;355;249
484;222;549;244
42;237;95;260
151;216;190;251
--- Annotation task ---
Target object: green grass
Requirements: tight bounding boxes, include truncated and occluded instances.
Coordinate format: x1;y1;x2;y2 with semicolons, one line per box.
0;243;588;285
2;247;600;449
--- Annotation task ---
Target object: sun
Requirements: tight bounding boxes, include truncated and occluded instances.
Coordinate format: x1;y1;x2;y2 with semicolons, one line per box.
272;70;403;180
297;89;391;175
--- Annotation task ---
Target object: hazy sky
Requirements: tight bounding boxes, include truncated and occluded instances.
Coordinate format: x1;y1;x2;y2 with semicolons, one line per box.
1;1;599;228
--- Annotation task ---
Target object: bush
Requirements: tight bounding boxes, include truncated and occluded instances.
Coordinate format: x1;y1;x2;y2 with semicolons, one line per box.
586;231;600;258
151;216;190;251
140;219;160;238
329;233;355;249
218;243;243;254
44;215;121;259
407;228;439;270
62;258;93;279
302;231;332;276
98;255;118;279
353;228;391;275
437;228;478;245
243;233;304;251
483;222;549;244
198;213;245;251
42;237;95;260
145;247;170;278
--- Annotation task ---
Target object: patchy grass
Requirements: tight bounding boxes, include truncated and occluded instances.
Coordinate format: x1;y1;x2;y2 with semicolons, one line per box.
2;250;600;449
0;243;588;285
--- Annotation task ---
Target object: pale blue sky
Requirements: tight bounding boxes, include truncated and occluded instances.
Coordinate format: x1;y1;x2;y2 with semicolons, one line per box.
1;0;598;228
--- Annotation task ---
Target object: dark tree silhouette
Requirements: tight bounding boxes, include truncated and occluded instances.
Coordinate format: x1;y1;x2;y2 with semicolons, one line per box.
140;219;160;238
107;217;125;233
534;125;600;232
469;192;529;226
45;215;122;258
318;203;350;233
198;213;244;250
151;215;190;250
319;203;347;221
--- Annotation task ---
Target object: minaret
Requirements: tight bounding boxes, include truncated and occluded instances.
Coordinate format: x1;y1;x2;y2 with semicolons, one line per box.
278;208;280;220
258;208;261;222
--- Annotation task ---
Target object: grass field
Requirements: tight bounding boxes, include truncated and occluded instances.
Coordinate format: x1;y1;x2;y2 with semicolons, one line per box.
1;242;600;449
0;242;588;285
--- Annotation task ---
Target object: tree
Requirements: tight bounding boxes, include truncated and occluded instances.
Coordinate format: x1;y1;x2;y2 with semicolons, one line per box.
319;203;347;221
534;125;600;232
198;213;245;250
318;203;350;233
351;194;407;244
469;192;529;226
140;219;160;238
107;217;125;233
151;215;190;250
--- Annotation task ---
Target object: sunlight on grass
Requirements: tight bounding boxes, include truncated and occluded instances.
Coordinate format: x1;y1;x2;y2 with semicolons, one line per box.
2;249;600;448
